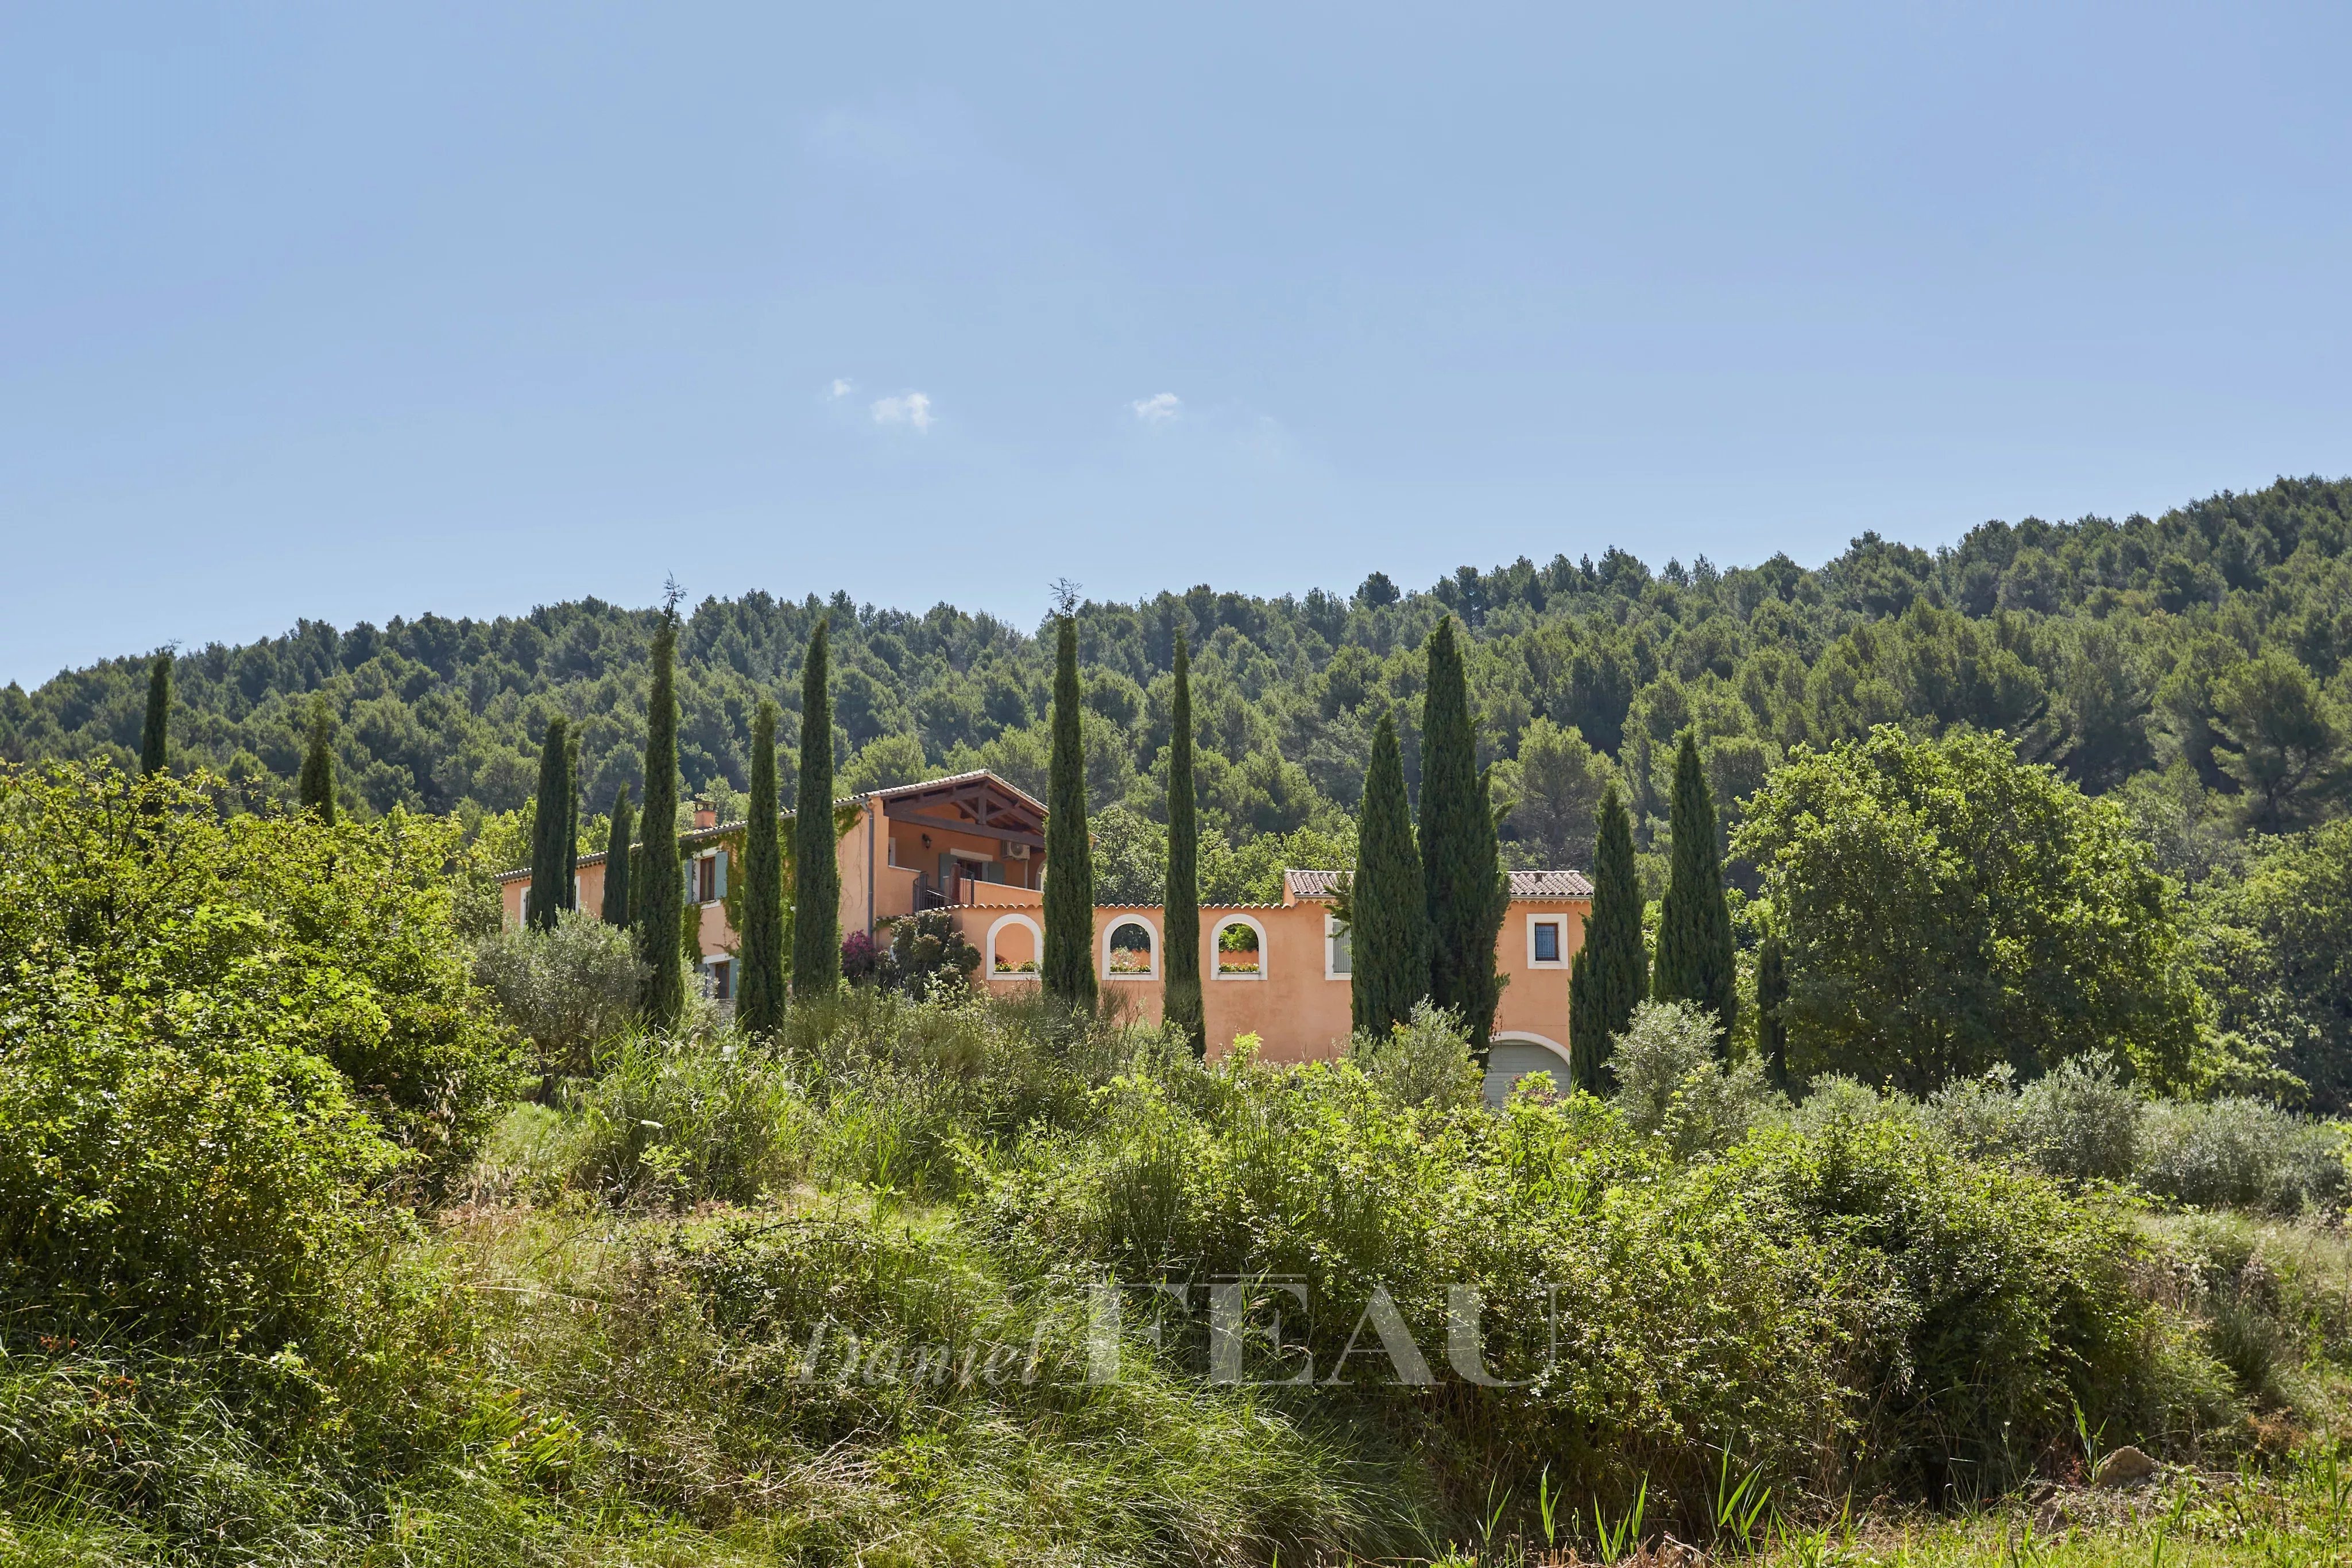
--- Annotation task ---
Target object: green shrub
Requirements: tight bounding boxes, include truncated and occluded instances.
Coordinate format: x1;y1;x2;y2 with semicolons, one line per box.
973;1038;2235;1521
776;988;1162;1197
564;1033;809;1208
1727;1114;2224;1496
471;909;645;1093
2138;1097;2346;1213
1612;999;1782;1157
1922;1067;2018;1157
1346;1000;1483;1111
0;764;515;1193
0;765;467;1342
878;907;982;997
2015;1052;2146;1182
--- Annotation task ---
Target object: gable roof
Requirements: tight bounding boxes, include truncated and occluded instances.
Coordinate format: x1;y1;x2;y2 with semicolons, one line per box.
863;767;1047;817
1283;866;1594;902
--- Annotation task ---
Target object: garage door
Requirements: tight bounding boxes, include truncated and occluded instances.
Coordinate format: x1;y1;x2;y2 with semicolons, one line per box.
1483;1038;1570;1108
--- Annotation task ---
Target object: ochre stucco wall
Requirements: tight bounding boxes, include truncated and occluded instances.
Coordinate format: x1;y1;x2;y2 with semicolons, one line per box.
496;783;1587;1071
962;895;1591;1068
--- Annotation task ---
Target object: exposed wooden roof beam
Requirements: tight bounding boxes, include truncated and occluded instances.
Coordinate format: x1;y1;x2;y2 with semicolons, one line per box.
883;805;1045;849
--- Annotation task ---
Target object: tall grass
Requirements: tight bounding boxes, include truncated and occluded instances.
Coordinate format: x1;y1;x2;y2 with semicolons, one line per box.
13;984;2352;1564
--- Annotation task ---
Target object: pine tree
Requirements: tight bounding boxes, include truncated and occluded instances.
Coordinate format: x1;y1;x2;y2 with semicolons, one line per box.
1351;709;1429;1039
139;653;171;777
297;696;337;824
738;699;788;1035
1162;633;1204;1055
1419;617;1507;1055
1042;615;1097;1011
1568;782;1643;1093
1653;730;1736;1041
1757;928;1790;1090
791;621;842;999
637;610;686;1026
527;717;571;932
600;785;633;926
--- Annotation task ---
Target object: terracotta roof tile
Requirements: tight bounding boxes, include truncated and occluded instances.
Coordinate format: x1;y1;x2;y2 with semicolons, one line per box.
1282;866;1593;900
1509;869;1595;898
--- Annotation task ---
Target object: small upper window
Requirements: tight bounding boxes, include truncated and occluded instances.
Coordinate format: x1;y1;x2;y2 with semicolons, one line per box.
1326;915;1352;978
1533;921;1560;963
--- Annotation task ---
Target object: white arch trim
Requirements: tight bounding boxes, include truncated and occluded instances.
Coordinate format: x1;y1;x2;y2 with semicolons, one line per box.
1209;912;1268;981
1488;1030;1572;1079
1101;913;1162;981
984;912;1043;981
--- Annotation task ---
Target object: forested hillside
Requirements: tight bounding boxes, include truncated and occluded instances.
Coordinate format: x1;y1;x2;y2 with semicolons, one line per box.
9;477;2347;874
8;481;2352;1565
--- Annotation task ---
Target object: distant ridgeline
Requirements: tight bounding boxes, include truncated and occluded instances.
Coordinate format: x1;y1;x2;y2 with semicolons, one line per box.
5;475;2348;872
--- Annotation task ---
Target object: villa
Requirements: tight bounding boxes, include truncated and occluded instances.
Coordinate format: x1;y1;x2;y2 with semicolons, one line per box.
497;769;1593;1103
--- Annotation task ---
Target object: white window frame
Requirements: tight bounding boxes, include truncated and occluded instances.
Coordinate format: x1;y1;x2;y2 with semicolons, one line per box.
1210;913;1268;981
1526;912;1569;969
1324;912;1352;980
686;847;726;907
1101;913;1161;982
984;912;1043;981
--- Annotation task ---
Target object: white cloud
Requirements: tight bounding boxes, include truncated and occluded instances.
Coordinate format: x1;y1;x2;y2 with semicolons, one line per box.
870;392;933;433
829;378;854;400
1130;392;1182;424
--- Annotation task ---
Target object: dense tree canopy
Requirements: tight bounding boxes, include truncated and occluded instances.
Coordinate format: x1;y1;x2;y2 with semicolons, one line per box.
6;478;2341;874
1735;727;2207;1094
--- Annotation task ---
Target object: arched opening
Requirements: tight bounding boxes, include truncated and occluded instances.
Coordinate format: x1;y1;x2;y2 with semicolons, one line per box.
1212;915;1265;979
1104;917;1158;979
986;913;1041;978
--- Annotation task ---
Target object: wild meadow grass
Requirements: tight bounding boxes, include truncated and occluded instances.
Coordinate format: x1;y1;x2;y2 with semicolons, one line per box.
6;988;2352;1565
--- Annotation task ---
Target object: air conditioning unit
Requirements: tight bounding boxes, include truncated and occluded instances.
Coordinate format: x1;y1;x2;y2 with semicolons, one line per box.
1004;842;1031;861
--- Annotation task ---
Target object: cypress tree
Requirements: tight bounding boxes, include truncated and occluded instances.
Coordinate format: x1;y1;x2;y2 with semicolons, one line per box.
1757;928;1790;1090
1419;617;1507;1055
1351;709;1429;1039
561;725;582;912
1653;730;1737;1041
791;621;842;999
139;653;171;777
1162;634;1204;1055
527;717;571;932
1042;615;1098;1011
600;785;633;926
738;699;788;1035
297;696;337;824
1568;782;1643;1093
637;610;686;1026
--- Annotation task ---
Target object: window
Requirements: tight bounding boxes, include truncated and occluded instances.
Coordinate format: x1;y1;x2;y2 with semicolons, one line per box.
1527;915;1567;968
707;958;733;1001
1212;916;1265;979
687;849;727;906
1325;913;1352;978
1104;918;1158;979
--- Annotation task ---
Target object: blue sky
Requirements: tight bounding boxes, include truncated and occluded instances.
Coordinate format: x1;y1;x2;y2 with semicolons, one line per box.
4;3;2349;684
